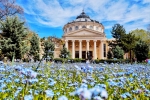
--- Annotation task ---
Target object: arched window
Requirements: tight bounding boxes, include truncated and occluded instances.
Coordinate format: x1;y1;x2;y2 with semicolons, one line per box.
69;27;72;31
75;26;78;30
65;29;67;33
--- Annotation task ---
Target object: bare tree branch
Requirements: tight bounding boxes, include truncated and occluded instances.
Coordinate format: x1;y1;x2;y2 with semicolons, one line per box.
0;0;23;20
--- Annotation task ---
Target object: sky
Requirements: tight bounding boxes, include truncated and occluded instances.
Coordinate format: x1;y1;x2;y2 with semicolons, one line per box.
16;0;150;39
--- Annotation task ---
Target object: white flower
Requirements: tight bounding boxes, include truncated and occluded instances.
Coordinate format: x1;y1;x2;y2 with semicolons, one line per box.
82;79;87;83
75;65;81;70
58;95;68;100
30;71;37;78
80;89;92;100
45;89;54;98
93;96;103;100
0;68;5;71
100;89;108;99
89;87;101;97
24;95;33;100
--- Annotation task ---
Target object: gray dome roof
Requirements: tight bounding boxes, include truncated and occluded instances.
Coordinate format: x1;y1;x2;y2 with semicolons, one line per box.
73;10;99;23
76;11;90;19
74;10;92;22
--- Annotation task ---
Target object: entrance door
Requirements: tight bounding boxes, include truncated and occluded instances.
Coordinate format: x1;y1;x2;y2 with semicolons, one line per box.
89;51;93;60
89;51;93;59
75;51;79;58
82;51;86;59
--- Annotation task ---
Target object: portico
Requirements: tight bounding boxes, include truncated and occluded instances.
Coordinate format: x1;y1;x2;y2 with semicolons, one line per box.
65;39;106;59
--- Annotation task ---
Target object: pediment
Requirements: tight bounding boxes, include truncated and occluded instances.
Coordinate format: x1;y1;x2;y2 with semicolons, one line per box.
65;28;104;37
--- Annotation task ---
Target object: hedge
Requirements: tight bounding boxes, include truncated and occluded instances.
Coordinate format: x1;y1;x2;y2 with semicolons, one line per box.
95;59;130;64
54;58;130;64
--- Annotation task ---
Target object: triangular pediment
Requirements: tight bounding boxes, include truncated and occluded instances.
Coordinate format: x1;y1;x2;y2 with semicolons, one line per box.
65;28;104;37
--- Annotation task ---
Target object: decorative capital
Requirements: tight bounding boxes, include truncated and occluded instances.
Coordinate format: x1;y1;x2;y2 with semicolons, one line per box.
72;40;75;42
94;40;97;42
86;40;90;42
79;40;82;42
100;40;104;42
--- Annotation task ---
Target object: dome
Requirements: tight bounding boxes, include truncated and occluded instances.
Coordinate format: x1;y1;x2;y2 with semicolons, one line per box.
76;10;90;19
74;10;99;23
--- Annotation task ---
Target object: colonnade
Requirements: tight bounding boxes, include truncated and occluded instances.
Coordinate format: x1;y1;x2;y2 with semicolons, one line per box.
65;40;105;59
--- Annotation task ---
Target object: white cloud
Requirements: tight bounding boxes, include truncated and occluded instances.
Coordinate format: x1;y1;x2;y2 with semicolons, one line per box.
17;0;150;33
143;0;150;4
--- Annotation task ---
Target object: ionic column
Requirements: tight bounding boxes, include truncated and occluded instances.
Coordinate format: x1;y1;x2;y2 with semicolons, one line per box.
79;40;82;59
100;40;103;59
65;40;68;50
94;40;97;59
72;40;75;58
86;40;90;52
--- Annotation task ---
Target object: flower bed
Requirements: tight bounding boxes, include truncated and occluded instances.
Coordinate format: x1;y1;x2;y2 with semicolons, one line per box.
0;62;150;99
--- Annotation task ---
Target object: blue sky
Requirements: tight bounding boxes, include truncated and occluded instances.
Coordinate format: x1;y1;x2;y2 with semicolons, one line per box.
16;0;150;39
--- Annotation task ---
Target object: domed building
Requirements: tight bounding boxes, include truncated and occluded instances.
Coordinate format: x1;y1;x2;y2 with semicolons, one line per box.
62;10;109;59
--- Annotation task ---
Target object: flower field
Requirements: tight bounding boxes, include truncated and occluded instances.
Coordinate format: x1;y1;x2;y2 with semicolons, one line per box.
0;62;150;100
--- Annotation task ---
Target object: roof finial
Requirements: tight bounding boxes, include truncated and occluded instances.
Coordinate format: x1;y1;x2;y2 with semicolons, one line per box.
82;8;85;14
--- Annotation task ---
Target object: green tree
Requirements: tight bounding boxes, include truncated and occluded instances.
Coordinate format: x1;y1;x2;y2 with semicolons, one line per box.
43;37;55;61
134;40;149;62
0;16;27;60
109;24;126;48
131;29;148;42
112;46;124;59
29;33;40;61
121;32;139;61
59;44;70;62
131;29;150;50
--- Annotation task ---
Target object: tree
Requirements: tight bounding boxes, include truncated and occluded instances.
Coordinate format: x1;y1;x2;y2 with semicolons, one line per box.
0;16;27;60
131;29;148;42
109;24;126;48
0;0;23;20
134;40;149;62
43;37;55;61
121;32;139;61
29;33;40;61
59;44;70;62
112;46;124;59
131;28;150;51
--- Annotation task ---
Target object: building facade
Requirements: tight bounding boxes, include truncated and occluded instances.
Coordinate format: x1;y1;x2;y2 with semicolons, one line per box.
62;11;109;59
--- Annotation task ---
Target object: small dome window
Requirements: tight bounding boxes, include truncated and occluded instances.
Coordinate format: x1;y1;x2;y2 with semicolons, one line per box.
75;26;78;30
82;26;86;28
90;26;93;29
96;27;99;30
69;27;72;31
